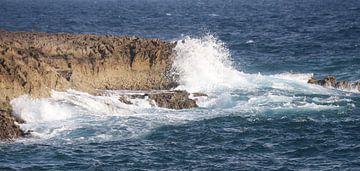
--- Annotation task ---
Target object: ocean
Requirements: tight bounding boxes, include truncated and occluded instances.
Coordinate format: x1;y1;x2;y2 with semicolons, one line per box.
1;0;360;170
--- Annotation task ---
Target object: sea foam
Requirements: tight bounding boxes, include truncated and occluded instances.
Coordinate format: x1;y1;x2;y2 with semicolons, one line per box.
11;95;74;123
10;34;354;143
172;34;250;93
172;35;332;95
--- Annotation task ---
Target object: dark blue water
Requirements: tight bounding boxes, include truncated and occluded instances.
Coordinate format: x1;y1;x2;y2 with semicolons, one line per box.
1;0;360;170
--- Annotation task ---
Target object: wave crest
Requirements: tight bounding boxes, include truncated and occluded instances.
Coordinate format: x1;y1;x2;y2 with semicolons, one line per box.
172;34;248;93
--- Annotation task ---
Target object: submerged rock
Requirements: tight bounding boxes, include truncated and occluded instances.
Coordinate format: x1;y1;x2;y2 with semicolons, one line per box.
147;90;198;109
308;76;360;91
308;76;336;87
335;81;352;90
118;90;198;109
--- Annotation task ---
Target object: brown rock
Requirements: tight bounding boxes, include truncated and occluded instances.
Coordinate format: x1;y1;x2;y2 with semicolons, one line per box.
118;90;199;109
307;77;320;84
147;91;198;109
0;102;24;140
321;76;337;87
308;75;360;92
0;31;178;140
0;31;176;102
308;76;336;87
335;81;352;89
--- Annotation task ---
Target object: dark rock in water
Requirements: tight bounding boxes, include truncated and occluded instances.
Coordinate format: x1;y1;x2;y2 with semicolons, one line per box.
307;77;320;84
335;81;352;90
353;82;360;88
311;76;337;87
308;76;336;87
147;91;198;109
192;92;208;97
118;90;198;109
308;75;360;91
322;76;337;87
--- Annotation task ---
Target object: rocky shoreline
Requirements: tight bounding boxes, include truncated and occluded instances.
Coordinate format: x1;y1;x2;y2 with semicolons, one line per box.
0;31;179;140
1;31;359;140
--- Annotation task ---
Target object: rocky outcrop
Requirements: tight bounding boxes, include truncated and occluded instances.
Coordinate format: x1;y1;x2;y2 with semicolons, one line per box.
147;91;198;109
0;102;24;140
0;31;178;140
308;76;360;91
118;90;198;109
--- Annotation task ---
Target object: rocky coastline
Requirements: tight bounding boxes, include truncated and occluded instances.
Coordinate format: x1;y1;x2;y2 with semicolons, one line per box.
1;31;359;140
0;31;182;140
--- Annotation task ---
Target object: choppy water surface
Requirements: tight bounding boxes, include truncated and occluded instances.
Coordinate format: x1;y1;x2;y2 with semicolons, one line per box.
1;0;360;170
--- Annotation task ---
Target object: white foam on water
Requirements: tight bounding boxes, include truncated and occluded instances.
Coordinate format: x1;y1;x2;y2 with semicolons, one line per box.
11;95;74;123
172;34;336;95
51;90;137;116
11;89;350;144
246;40;254;44
172;34;251;93
10;34;356;144
170;34;355;116
269;72;314;83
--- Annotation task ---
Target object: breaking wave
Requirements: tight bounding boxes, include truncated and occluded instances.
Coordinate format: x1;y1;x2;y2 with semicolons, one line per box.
10;34;355;143
172;35;336;95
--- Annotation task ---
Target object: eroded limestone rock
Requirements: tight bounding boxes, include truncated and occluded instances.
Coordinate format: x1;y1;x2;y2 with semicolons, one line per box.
147;91;198;109
0;102;24;140
118;90;198;109
0;31;177;140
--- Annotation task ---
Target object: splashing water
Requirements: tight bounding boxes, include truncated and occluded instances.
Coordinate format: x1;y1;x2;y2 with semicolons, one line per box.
2;1;359;169
172;34;249;93
10;35;356;143
172;35;337;95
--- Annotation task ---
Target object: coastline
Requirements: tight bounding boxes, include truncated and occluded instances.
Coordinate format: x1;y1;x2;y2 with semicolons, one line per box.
1;31;358;141
0;31;177;140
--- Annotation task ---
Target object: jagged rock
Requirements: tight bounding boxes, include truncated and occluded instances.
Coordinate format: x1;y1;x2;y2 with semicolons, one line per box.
147;91;198;109
0;31;177;140
307;77;320;84
308;76;360;91
316;76;336;87
335;81;352;89
118;90;198;109
308;76;336;87
0;102;24;140
322;76;337;87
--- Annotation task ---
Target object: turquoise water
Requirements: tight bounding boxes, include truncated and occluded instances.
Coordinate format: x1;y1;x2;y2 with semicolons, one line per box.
1;0;360;170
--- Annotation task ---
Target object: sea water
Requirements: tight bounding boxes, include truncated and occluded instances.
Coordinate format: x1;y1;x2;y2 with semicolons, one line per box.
0;0;359;170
